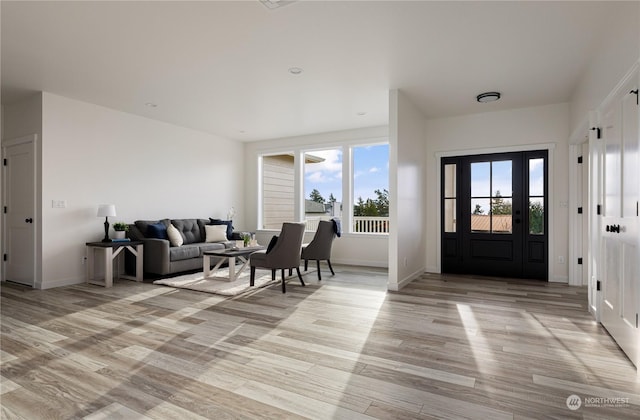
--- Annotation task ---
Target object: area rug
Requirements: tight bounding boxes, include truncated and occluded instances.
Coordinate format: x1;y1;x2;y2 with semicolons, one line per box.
153;268;312;296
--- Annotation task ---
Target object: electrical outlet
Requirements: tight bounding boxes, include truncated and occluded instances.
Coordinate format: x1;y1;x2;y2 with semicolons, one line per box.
81;256;87;265
403;257;408;267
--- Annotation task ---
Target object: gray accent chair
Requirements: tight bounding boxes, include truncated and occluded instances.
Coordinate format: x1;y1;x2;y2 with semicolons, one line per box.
301;220;336;280
249;222;306;293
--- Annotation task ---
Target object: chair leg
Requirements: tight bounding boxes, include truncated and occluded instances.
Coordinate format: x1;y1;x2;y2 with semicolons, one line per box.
271;269;276;281
296;267;305;286
288;268;292;276
304;259;308;271
316;260;322;281
250;266;256;286
327;259;335;276
281;269;285;280
282;276;286;293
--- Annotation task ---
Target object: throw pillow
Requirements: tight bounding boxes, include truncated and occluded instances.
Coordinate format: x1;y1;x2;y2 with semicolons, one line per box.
208;218;233;240
267;235;278;253
205;224;228;243
147;222;168;240
167;223;184;247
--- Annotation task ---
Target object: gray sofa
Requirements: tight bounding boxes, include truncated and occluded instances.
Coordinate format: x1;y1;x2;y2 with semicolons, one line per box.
127;218;237;276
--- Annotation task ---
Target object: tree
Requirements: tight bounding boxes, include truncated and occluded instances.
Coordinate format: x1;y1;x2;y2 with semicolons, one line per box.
309;189;325;204
374;188;389;216
328;193;337;203
491;190;512;215
529;201;544;234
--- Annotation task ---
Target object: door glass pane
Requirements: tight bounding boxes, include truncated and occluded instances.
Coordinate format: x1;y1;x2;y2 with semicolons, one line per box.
529;158;544;196
444;199;456;232
492;197;512;233
471;162;490;197
444;164;456;197
529;198;544;234
492;160;512;197
471;198;490;232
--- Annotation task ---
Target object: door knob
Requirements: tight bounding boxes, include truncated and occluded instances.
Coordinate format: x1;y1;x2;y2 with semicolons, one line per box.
25;218;33;223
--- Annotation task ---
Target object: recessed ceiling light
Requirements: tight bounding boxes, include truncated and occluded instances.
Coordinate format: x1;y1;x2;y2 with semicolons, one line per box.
288;67;303;75
357;112;367;116
259;0;297;10
145;102;157;108
239;130;246;134
476;92;501;103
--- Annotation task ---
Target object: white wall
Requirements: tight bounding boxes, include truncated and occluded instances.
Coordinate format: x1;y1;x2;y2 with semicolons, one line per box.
388;90;427;290
33;93;243;288
425;103;570;282
244;125;390;268
570;1;640;136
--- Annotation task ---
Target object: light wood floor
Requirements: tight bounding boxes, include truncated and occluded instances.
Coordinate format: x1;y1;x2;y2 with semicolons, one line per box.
1;266;639;419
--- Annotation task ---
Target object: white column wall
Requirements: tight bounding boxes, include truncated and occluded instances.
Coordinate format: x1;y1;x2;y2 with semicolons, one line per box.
388;90;427;290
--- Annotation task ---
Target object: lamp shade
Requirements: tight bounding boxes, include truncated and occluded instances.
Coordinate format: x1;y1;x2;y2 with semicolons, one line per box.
97;204;116;218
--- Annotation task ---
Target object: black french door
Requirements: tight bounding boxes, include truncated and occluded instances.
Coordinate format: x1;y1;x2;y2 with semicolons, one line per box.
441;150;548;280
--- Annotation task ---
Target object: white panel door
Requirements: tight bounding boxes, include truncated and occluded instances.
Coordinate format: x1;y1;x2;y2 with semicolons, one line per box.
600;76;639;369
3;138;36;286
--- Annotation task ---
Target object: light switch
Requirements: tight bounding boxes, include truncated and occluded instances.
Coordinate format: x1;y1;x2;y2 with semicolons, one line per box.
52;200;67;208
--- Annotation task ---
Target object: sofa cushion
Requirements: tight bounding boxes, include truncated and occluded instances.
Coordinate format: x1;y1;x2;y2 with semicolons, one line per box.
147;222;168;240
167;223;184;247
135;219;169;237
172;219;202;244
199;242;227;255
169;244;199;261
209;218;233;240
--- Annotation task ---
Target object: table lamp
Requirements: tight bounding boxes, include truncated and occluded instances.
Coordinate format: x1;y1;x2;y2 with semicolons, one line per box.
97;204;117;242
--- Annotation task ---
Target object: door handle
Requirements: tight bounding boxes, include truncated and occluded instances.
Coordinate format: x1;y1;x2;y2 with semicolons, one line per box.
25;218;33;223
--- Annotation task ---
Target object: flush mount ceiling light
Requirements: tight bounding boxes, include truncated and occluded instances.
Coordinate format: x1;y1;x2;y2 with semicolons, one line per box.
288;67;303;75
476;92;501;103
356;111;367;116
145;102;157;108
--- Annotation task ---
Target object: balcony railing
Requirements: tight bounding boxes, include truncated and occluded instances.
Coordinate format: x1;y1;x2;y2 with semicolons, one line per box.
353;216;389;233
305;216;389;233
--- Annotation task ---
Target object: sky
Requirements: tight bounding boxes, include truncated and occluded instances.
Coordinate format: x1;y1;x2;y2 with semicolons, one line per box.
304;144;389;204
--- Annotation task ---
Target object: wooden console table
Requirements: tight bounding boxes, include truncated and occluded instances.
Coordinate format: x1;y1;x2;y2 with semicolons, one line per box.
86;241;144;287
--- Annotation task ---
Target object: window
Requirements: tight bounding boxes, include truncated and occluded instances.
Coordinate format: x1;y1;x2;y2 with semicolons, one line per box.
258;139;389;234
303;148;342;232
352;144;389;233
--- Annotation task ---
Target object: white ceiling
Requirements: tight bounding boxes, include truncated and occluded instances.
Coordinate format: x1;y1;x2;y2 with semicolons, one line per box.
1;1;613;142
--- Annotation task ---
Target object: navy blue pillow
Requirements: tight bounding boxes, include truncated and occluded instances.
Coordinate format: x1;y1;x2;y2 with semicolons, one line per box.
267;235;278;253
209;218;233;240
147;222;168;239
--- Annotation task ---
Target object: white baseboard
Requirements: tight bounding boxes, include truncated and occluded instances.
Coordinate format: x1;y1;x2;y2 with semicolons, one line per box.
425;265;440;274
550;275;569;283
388;267;424;291
332;258;388;268
41;276;85;289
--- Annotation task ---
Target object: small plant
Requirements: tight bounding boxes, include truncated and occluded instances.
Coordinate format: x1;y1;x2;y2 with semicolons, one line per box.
113;222;129;232
242;232;250;247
